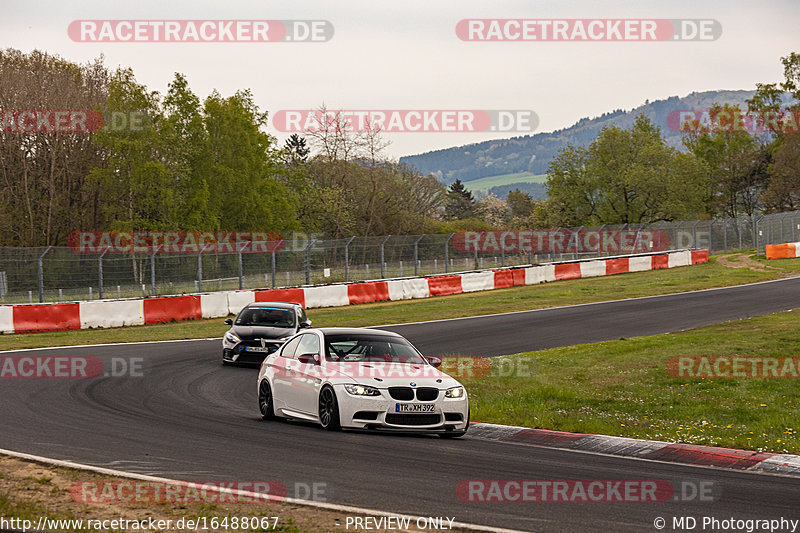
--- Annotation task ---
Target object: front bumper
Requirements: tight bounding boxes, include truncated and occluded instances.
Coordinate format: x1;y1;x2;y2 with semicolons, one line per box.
334;385;469;433
223;341;282;365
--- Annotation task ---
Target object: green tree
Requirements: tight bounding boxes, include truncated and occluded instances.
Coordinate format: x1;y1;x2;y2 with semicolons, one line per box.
445;179;476;220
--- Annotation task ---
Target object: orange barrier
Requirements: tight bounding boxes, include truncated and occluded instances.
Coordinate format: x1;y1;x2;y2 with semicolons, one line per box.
766;243;797;259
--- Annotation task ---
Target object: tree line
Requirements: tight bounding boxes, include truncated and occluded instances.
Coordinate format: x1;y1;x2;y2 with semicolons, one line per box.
1;48;798;247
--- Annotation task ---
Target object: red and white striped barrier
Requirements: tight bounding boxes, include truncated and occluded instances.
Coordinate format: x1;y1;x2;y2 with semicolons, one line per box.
0;249;709;334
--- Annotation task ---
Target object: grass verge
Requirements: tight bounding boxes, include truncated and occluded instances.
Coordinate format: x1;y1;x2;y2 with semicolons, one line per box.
466;308;799;454
0;252;793;351
0;455;469;533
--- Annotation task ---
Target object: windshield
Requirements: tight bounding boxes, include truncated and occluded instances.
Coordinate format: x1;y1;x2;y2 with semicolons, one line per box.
325;334;426;364
235;307;296;328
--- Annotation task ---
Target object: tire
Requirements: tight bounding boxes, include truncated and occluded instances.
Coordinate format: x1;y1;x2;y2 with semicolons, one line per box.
440;407;469;438
258;380;276;420
318;386;341;431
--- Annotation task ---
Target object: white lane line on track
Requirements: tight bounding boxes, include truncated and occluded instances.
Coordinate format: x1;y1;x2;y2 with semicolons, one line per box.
3;276;798;354
0;447;531;533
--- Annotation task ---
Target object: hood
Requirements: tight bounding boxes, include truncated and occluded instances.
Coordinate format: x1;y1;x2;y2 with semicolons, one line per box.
231;325;294;341
327;361;462;388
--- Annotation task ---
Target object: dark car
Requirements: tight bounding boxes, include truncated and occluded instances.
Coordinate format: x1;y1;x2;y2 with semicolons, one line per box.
222;302;311;365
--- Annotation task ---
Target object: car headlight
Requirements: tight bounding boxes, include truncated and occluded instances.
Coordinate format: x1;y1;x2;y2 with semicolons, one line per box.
224;332;240;344
344;384;381;396
445;386;465;399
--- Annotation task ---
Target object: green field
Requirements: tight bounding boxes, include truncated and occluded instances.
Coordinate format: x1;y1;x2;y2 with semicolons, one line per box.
462;172;547;192
466;308;799;453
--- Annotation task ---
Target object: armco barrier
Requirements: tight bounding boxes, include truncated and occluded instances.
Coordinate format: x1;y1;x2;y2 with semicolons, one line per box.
526;264;556;284
2;249;708;334
80;300;143;329
348;282;390;305
555;262;582;280
227;290;256;315
304;284;349;308
605;257;629;275
629;255;652;272
691;249;709;264
386;278;430;300
200;292;228;320
254;288;305;306
579;260;606;278
652;254;670;270
13;303;81;333
766;242;800;259
0;305;15;334
143;295;202;324
427;275;463;296
461;271;495;293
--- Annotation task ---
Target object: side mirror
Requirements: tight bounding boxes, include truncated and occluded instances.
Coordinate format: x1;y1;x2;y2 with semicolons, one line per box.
426;356;442;368
224;318;233;325
299;320;312;329
297;353;320;365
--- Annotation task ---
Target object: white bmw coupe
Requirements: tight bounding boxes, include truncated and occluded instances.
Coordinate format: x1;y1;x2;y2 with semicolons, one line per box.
256;327;470;437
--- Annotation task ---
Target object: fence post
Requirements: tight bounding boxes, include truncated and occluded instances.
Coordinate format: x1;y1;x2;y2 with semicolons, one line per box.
753;216;759;256
197;243;213;292
444;233;454;273
722;218;727;252
238;241;250;291
691;220;700;249
98;247;108;299
38;245;52;303
150;245;161;297
305;239;317;285
414;235;425;277
345;236;355;282
271;240;283;288
380;235;391;279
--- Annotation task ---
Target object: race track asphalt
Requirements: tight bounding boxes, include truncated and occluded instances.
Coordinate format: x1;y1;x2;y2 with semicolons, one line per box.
2;278;799;532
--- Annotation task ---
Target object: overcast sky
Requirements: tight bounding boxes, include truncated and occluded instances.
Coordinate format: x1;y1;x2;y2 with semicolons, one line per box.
3;0;798;159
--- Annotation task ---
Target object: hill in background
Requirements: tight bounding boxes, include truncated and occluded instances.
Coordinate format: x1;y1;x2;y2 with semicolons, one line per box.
399;90;761;198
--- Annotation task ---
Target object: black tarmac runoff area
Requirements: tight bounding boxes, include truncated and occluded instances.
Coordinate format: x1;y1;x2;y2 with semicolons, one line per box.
2;278;800;532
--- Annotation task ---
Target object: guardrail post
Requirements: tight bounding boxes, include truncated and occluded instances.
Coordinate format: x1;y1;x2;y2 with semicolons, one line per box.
238;241;250;290
413;235;425;276
38;245;52;303
380;235;391;279
271;240;283;288
444;233;454;273
344;236;355;282
197;243;213;292
304;239;317;285
150;244;162;297
98;247;108;299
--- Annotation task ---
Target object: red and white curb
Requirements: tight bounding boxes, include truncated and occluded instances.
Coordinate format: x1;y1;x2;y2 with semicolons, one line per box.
468;423;800;477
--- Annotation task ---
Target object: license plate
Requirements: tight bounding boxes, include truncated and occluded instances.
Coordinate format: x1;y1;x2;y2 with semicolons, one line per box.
395;403;435;413
245;346;271;353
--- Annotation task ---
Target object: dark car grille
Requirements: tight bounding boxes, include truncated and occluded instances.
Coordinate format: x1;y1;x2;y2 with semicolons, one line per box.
416;387;439;401
385;414;441;426
388;387;439;401
388;387;414;401
444;412;464;422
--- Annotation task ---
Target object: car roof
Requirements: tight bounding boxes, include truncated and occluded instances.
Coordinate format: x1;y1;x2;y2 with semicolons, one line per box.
242;302;300;309
317;327;402;338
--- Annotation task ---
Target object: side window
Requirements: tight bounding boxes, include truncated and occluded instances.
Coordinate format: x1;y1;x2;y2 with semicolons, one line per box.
296;333;320;356
281;336;302;359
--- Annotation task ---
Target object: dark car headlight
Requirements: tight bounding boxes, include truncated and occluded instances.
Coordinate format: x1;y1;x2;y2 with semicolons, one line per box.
224;332;240;344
